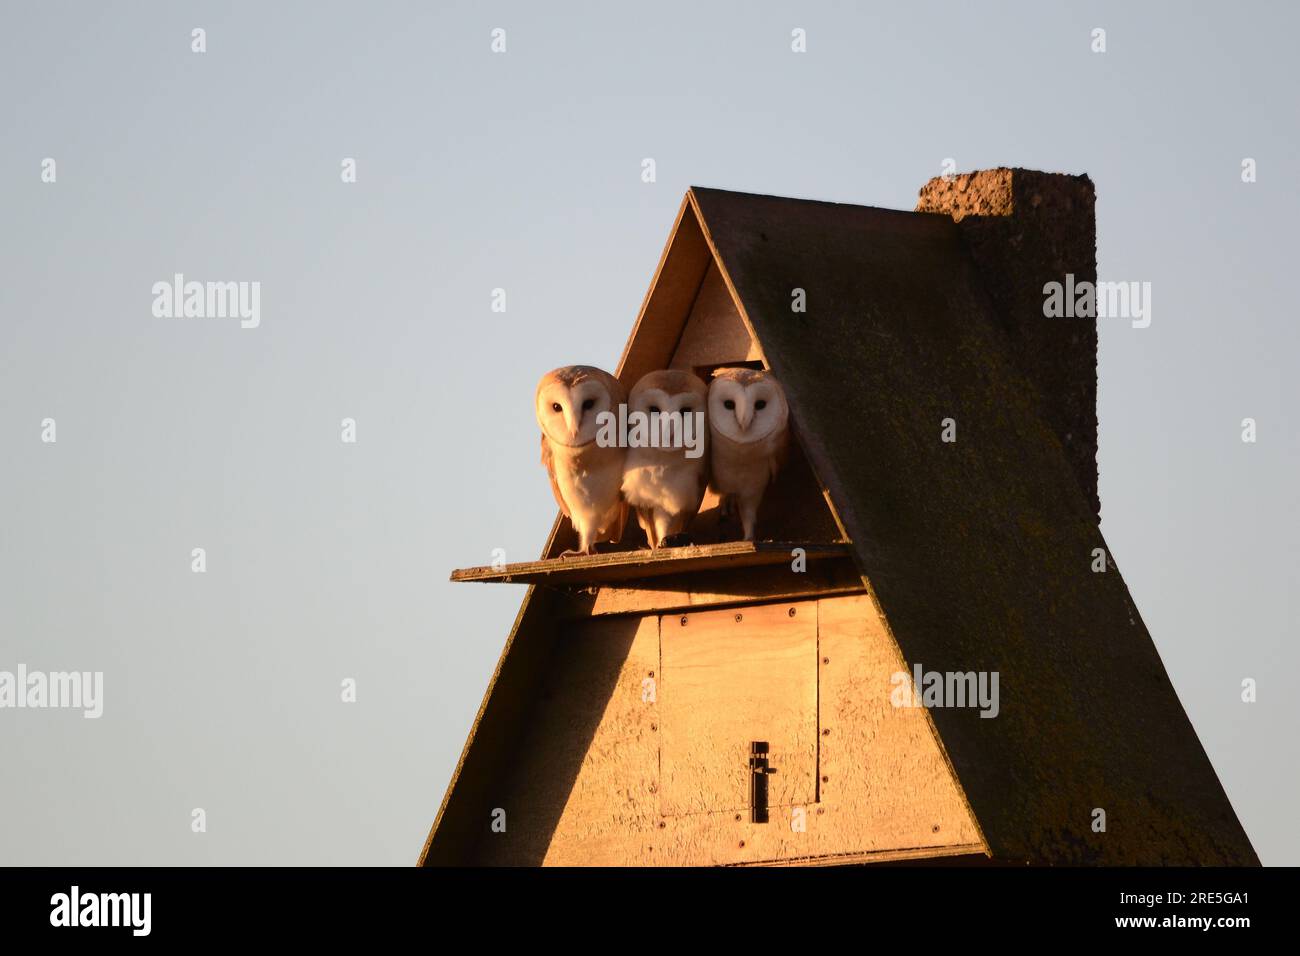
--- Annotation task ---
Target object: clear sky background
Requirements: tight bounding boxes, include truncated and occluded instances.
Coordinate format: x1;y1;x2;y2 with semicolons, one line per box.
2;1;1295;865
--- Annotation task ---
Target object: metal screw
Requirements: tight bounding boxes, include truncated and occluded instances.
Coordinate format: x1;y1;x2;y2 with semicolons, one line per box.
822;657;830;665
932;824;941;833
734;813;742;821
822;728;830;736
821;775;829;783
788;607;796;617
650;724;657;731
734;613;743;623
658;821;666;829
648;670;655;677
738;840;746;848
679;616;687;626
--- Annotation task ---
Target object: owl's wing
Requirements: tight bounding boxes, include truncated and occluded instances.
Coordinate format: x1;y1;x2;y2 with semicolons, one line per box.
540;433;570;517
769;423;791;485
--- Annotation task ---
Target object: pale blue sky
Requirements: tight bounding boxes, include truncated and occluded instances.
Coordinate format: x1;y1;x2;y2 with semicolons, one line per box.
1;0;1295;864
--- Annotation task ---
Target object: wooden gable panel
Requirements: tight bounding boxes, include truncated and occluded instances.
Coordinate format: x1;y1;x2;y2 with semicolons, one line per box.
467;593;983;866
613;196;714;388
472;614;660;866
670;262;762;372
811;593;984;859
658;601;818;816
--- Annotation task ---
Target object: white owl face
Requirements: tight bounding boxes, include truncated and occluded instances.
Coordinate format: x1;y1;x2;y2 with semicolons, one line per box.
627;375;707;420
708;370;789;443
536;371;617;447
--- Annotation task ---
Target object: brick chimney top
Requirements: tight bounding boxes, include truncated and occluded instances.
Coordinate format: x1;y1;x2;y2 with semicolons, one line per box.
917;168;1099;520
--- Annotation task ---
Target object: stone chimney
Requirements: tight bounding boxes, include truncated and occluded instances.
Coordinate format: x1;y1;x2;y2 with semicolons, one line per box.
917;168;1099;520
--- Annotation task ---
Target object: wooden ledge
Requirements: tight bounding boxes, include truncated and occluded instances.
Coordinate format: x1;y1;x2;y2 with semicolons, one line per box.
450;541;853;586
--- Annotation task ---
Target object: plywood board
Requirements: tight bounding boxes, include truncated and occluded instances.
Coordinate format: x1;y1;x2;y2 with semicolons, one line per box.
451;541;850;585
658;601;818;815
642;594;982;866
808;593;984;860
472;614;661;866
613;196;714;394
670;262;762;371
467;594;983;866
563;560;865;618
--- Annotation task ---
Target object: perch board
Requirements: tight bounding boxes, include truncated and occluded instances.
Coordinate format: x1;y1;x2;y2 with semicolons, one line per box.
450;541;852;586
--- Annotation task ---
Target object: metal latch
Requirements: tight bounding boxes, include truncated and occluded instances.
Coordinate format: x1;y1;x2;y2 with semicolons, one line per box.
749;740;772;823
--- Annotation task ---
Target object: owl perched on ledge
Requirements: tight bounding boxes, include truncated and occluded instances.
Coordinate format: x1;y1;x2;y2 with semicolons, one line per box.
536;365;628;556
621;369;710;549
707;368;789;542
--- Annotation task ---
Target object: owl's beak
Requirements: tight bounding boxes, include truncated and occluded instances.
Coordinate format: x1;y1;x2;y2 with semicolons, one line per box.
736;404;754;431
563;407;582;441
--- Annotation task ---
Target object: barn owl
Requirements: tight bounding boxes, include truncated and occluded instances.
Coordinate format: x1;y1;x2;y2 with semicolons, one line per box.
707;368;790;542
536;365;628;556
621;370;710;549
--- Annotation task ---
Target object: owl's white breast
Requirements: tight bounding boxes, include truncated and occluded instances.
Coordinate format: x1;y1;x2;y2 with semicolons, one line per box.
622;446;706;512
551;441;624;515
710;428;783;498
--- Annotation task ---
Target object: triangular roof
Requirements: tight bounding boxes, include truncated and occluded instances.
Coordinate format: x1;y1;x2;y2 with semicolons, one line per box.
421;187;1257;866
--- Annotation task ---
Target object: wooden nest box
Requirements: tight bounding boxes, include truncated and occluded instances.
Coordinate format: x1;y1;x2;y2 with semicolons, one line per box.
421;170;1257;867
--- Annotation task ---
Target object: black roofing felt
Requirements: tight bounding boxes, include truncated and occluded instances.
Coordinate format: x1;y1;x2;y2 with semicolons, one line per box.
689;186;1257;864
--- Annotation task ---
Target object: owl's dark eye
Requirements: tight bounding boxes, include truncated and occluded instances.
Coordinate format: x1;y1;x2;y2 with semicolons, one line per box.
649;405;661;414
551;402;562;413
723;399;735;410
755;400;767;411
581;398;596;411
